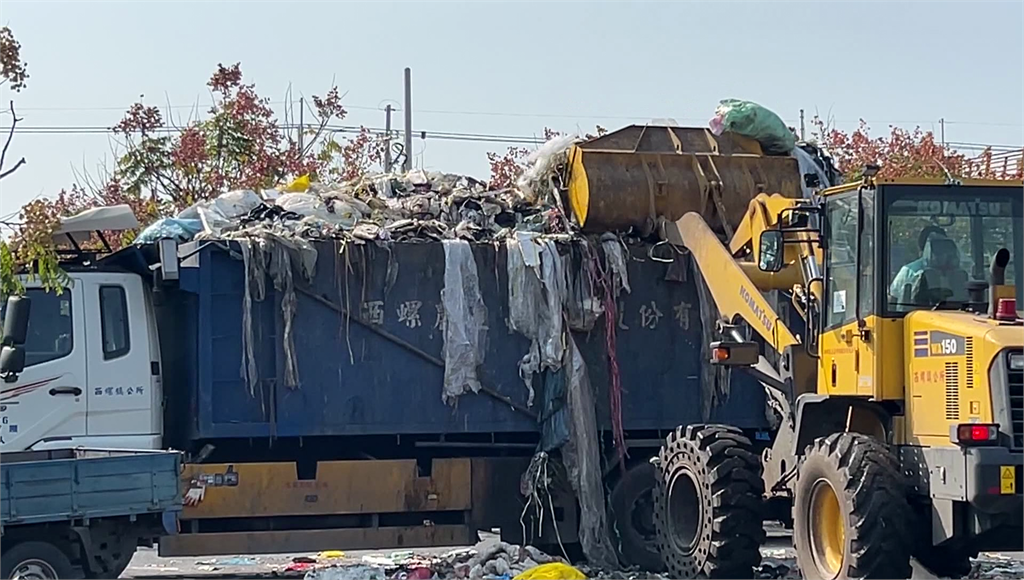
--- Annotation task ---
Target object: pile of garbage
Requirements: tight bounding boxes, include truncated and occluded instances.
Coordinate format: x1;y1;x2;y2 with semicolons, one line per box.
136;166;571;248
298;543;594;580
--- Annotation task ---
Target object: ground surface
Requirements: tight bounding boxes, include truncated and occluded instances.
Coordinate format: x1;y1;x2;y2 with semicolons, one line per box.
123;528;1024;579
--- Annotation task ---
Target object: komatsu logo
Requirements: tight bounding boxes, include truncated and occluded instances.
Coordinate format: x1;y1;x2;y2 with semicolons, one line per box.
915;200;1006;216
740;286;774;335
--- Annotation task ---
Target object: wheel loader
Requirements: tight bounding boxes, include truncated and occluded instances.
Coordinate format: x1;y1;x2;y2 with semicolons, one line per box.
564;126;1023;579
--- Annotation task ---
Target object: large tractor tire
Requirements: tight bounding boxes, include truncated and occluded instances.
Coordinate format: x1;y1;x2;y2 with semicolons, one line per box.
609;462;663;571
652;424;766;578
793;432;913;580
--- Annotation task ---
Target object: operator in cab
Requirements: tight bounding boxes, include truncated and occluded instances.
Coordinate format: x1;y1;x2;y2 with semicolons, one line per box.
889;225;946;303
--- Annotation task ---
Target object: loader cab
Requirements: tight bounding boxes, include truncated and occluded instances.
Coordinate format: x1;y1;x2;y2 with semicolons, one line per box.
813;179;1023;402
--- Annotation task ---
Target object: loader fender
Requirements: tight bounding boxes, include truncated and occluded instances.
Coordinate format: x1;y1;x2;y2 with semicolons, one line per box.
792;394;891;458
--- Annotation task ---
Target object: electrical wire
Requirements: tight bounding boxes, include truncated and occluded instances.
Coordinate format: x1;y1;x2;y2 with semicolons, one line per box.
13;102;1022;128
0;123;549;146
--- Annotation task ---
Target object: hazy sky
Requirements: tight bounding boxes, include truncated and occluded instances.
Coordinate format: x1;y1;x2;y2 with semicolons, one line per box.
1;0;1022;221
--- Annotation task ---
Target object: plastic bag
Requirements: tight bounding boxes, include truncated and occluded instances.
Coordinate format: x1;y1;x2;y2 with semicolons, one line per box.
283;174;311;193
178;190;263;238
514;562;586;580
135;217;202;244
709;99;796;155
276;193;360;230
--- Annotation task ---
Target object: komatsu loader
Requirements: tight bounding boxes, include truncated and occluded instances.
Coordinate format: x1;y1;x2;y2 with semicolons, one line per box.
565;127;1023;579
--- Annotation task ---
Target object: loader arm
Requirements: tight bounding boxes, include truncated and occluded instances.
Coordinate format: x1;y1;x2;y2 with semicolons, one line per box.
666;212;801;353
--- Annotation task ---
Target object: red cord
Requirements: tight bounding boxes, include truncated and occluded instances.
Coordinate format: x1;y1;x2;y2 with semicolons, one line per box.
585;244;627;469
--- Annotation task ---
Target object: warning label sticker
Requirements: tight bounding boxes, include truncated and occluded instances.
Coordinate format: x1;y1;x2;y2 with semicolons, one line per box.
1000;465;1016;495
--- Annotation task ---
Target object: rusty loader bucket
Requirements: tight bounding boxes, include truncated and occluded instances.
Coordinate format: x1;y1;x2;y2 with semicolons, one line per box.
564;125;804;234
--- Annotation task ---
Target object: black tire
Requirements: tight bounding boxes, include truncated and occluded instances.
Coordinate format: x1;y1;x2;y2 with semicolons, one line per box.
609;461;664;571
793;433;913;580
652;424;766;578
81;526;136;579
1;541;76;579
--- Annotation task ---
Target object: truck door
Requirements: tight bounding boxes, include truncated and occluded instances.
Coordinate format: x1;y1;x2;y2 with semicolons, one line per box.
82;275;159;446
0;283;88;451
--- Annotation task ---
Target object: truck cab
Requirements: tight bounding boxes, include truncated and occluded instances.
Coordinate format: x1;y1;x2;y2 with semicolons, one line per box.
1;207;163;452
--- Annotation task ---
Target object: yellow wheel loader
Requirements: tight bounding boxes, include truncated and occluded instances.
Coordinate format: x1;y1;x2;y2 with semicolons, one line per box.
564;127;1023;579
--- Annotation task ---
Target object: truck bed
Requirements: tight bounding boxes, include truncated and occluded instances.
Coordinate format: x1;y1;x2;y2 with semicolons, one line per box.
0;448;182;529
157;239;768;445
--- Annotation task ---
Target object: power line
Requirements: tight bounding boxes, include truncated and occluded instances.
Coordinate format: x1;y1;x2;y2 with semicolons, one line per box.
13;101;1022;128
0;123;548;146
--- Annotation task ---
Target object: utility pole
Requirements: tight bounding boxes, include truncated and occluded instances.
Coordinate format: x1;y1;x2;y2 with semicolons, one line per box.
403;67;413;172
940;118;946;147
384;104;393;172
799;109;806;141
298;97;305;155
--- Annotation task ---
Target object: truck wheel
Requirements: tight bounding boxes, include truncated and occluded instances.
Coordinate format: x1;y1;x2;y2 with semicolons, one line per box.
1;541;76;579
793;433;912;580
609;462;664;571
82;526;137;579
652;424;766;578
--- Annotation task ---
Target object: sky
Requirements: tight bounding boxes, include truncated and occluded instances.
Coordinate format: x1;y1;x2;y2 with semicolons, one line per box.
1;0;1022;222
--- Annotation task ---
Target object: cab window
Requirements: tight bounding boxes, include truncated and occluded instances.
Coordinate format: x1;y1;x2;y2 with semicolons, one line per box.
0;289;74;367
99;285;130;360
885;187;1023;314
824;190;875;329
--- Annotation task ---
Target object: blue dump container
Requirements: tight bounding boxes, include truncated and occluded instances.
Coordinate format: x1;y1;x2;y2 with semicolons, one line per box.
157;239;767;445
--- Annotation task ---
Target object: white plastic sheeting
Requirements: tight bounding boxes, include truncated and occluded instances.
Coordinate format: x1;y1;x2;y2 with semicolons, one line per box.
507;232;567;407
179;189;263;239
791;146;834;200
440;240;489;405
517;134;576;203
231;228;317;393
562;335;621;570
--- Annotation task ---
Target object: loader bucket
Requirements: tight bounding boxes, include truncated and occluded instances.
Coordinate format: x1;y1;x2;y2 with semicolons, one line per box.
565;125;804;233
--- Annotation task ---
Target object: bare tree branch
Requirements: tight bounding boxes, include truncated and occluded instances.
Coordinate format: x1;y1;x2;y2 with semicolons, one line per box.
0;100;26;180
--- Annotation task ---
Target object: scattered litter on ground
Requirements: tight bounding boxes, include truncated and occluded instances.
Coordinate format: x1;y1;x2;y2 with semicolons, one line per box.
317;551;346;560
305;563;388;580
215;556;258;566
514;562;586;580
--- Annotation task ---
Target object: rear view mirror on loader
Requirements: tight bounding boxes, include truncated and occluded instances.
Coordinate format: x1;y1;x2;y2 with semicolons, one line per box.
1;295;31;382
758;230;785;272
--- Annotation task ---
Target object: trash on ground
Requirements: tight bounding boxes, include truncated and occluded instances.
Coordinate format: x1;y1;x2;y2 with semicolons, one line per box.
305;563;388;580
514;562;587;580
216;556;259;566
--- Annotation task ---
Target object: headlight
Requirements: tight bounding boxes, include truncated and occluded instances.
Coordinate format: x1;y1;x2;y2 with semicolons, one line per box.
1010;352;1024;371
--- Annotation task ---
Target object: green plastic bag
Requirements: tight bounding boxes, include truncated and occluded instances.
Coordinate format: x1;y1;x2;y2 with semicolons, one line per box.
709;99;796;155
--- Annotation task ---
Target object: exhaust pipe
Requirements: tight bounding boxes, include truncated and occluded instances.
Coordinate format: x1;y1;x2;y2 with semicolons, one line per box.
989;248;1010;318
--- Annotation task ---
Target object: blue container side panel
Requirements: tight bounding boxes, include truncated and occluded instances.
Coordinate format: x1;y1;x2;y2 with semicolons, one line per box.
182;241;767;441
1;452;182;526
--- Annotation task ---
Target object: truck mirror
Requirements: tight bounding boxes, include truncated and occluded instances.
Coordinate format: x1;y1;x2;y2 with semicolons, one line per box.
0;345;26;381
1;295;31;346
758;230;785;272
